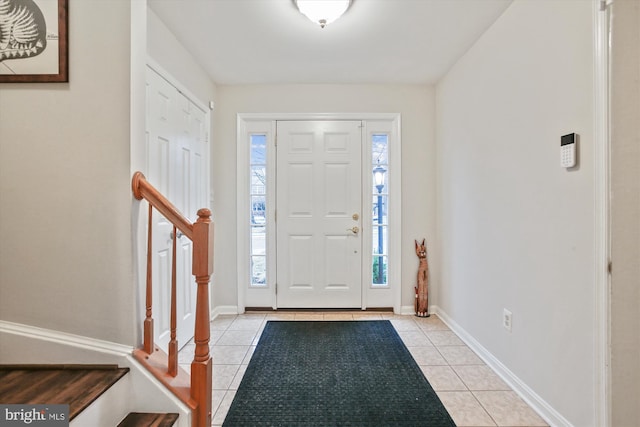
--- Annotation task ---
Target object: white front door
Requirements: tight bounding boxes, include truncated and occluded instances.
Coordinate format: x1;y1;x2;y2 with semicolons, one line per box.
276;121;362;308
146;66;207;349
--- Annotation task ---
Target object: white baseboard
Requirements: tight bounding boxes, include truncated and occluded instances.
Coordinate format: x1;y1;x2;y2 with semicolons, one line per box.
211;305;239;320
70;371;132;427
432;306;573;427
0;320;132;362
400;305;440;316
400;305;415;315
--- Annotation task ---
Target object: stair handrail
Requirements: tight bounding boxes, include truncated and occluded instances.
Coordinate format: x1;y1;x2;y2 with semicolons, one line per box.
131;171;213;427
132;172;193;240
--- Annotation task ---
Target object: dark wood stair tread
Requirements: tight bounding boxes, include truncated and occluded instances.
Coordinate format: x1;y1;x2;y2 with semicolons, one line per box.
117;412;179;427
0;364;129;420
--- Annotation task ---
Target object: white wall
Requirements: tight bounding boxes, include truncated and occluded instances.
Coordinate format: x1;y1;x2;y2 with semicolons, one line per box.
147;8;218;109
436;1;595;425
213;84;435;309
0;2;136;345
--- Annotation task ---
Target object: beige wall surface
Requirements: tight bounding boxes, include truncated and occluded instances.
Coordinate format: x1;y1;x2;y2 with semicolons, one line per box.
0;2;136;344
147;8;218;109
436;1;595;425
610;1;640;425
213;84;435;309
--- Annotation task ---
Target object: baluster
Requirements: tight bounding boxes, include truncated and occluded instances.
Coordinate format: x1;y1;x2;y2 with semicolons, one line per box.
143;203;154;354
168;226;178;376
133;172;214;426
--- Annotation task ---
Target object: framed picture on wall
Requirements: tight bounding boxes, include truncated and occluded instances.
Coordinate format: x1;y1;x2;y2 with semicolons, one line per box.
0;0;68;83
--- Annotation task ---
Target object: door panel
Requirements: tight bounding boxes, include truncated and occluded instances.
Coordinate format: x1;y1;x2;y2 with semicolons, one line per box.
288;163;313;216
289;235;313;289
173;93;194;347
146;66;206;349
276;121;362;308
147;69;174;348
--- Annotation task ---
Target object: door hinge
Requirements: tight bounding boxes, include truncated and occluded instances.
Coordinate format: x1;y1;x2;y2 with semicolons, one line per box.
607;260;612;274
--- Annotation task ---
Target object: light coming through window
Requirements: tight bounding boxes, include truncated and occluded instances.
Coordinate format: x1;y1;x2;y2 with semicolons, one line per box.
372;134;388;286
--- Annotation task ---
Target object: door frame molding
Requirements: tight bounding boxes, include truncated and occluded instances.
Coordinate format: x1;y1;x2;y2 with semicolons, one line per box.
593;1;611;424
236;113;402;313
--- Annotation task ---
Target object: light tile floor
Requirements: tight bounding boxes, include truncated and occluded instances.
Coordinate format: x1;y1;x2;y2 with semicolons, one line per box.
178;312;548;427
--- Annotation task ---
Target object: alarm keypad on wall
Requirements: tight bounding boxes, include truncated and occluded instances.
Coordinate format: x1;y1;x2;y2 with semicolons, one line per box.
561;133;577;168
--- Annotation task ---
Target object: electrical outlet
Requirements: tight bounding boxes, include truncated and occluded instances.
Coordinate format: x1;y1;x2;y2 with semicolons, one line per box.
503;309;513;332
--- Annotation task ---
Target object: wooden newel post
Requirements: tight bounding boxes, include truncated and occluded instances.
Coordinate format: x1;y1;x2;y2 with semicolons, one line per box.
190;208;213;427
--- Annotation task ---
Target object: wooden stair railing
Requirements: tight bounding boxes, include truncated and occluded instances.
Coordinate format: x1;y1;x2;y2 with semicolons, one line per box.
131;172;213;427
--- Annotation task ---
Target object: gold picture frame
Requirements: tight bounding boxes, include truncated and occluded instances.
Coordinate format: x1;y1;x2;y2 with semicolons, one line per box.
0;0;68;83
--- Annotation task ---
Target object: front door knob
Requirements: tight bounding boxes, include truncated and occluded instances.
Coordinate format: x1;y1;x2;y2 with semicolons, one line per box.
347;226;360;234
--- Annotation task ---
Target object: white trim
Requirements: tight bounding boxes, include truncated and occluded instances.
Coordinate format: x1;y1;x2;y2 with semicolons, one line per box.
433;307;573;427
236;119;277;312
266;121;277;308
361;123;371;308
400;305;417;316
361;117;402;313
593;1;611;425
236;118;249;314
237;112;400;122
391;115;402;313
0;320;134;356
236;113;402;313
211;305;241;318
146;57;209;114
125;355;192;427
130;0;148;346
69;367;134;427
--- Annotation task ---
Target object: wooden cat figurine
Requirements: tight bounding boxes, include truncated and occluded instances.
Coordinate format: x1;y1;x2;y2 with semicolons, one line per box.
415;239;430;317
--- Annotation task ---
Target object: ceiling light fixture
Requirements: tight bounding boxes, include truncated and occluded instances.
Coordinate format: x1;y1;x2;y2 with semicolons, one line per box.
295;0;352;28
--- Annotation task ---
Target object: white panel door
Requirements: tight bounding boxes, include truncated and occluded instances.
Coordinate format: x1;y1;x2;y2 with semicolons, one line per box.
146;68;174;349
276;121;362;308
146;66;206;349
171;92;202;348
176;97;207;347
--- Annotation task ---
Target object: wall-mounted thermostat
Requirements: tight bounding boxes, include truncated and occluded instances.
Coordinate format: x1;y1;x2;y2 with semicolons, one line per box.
561;133;577;168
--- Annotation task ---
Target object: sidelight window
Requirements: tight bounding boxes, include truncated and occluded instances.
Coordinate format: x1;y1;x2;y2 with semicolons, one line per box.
250;134;267;287
372;134;388;286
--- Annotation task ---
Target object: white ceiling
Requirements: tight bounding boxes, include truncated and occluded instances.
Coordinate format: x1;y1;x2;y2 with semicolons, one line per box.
147;0;513;85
